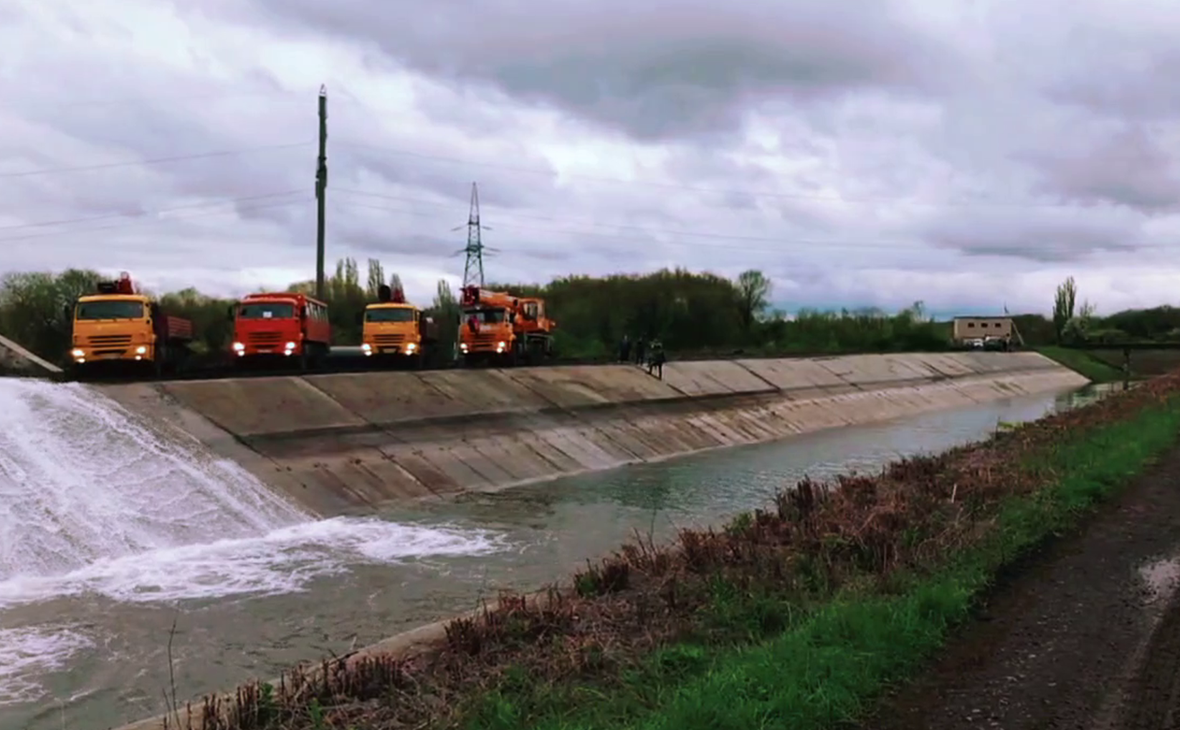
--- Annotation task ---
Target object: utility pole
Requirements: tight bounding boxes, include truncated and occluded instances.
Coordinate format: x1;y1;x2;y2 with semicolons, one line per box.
461;182;485;289
315;85;328;301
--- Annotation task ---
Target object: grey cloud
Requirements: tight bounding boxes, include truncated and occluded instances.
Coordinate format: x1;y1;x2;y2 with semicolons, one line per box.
920;207;1145;263
212;0;959;142
1021;126;1180;214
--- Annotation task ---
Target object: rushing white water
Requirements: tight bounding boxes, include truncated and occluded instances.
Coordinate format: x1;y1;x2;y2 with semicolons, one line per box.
0;377;507;706
0;378;311;582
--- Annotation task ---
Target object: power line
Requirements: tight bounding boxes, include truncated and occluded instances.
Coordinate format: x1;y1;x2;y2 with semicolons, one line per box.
325;198;1028;258
329;197;1167;263
0;196;308;244
0;190;305;233
332;138;1132;211
331;187;922;247
15;89;308;112
0;141;312;179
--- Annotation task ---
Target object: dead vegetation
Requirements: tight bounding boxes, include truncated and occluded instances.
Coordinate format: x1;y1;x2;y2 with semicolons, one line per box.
162;375;1180;730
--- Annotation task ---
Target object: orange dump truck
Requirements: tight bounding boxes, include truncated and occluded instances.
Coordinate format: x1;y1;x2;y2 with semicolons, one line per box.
66;272;193;377
359;284;438;368
457;285;555;366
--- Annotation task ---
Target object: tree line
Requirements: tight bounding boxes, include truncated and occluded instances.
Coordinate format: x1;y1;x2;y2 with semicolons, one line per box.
2;261;1172;367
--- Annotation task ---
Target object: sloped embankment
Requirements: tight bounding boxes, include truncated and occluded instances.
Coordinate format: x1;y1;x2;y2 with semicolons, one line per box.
96;351;1085;515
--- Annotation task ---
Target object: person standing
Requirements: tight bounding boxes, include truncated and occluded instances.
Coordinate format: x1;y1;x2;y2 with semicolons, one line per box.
647;339;666;379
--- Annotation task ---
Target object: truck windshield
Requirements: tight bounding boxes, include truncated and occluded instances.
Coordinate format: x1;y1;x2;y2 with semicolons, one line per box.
238;303;295;319
76;301;144;320
366;308;415;323
463;308;507;324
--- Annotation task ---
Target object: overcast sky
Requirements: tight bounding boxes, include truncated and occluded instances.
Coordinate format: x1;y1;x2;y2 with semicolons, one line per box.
3;1;1180;316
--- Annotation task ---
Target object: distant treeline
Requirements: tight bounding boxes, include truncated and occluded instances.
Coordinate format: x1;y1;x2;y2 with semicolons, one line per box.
0;260;1168;365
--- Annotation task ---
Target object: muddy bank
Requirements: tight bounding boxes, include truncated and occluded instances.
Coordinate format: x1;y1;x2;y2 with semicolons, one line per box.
95;352;1085;516
868;440;1180;729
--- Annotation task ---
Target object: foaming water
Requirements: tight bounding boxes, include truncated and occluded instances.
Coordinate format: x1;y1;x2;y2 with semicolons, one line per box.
0;516;505;608
0;378;509;708
0;378;308;580
0;627;92;707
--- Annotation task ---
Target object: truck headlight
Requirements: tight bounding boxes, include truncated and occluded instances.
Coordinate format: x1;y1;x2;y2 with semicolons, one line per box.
135;345;147;355
285;341;296;350
496;341;506;352
405;343;416;353
232;342;245;352
361;343;372;355
71;348;84;358
460;343;468;352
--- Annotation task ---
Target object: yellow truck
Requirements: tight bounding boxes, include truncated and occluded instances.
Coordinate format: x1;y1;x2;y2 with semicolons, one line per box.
358;284;437;368
65;272;193;378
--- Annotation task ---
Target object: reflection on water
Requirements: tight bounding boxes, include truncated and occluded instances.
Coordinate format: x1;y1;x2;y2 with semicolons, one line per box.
388;383;1121;576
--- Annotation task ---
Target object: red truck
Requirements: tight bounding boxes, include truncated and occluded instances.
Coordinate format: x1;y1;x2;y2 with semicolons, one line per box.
228;292;331;370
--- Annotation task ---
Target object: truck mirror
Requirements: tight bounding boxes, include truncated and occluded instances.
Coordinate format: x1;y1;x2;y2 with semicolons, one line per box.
62;304;71;321
354;312;363;326
226;305;235;321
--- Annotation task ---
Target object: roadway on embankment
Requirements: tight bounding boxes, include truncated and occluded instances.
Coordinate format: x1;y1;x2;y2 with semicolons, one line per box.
867;443;1180;730
96;352;1088;516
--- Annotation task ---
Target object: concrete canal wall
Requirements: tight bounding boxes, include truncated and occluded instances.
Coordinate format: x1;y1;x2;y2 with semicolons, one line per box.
96;352;1088;516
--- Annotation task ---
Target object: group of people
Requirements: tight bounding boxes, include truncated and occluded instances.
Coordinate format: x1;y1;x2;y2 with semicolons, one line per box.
618;335;666;378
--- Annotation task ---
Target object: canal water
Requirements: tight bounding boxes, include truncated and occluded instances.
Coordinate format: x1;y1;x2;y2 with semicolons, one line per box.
0;381;1119;730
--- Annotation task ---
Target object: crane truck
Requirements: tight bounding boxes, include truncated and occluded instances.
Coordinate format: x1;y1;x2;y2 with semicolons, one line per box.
65;272;194;378
359;284;438;368
457;285;555;367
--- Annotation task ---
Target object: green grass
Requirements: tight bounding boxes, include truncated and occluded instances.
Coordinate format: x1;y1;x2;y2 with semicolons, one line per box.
461;396;1180;730
1036;345;1128;383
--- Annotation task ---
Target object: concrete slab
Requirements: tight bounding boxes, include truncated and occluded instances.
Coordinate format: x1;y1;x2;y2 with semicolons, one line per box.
818;354;938;388
735;357;848;391
660;360;775;397
0;334;61;374
422;369;553;414
160;376;363;437
909;353;979;378
305;371;464;423
507;365;680;408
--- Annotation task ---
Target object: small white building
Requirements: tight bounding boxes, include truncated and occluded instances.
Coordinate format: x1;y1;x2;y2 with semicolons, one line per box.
952;316;1014;343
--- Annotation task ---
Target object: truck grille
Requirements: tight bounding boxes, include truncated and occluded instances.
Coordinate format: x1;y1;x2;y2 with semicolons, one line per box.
87;334;132;347
248;332;284;346
374;333;406;346
467;334;501;349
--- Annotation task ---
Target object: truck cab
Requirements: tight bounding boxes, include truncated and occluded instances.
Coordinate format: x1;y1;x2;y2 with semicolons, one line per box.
229;292;330;369
66;272;192;376
457;286;555;366
360;285;435;368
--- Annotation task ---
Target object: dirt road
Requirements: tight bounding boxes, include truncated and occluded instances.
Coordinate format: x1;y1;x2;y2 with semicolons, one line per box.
867;447;1180;730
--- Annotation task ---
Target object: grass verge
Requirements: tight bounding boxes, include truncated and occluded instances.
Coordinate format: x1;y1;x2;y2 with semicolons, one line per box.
164;373;1180;730
1036;345;1128;382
